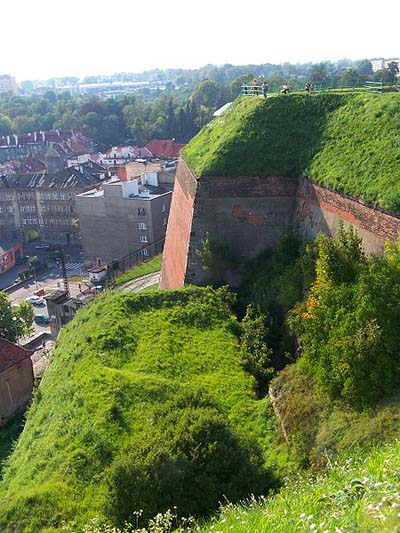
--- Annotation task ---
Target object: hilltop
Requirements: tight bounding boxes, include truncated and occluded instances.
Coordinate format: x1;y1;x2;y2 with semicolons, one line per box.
183;92;400;213
0;287;277;531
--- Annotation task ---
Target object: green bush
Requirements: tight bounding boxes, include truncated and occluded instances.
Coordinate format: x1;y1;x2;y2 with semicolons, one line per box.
107;394;267;525
291;229;400;408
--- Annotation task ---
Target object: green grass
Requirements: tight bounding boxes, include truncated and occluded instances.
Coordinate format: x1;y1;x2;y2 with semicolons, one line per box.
197;439;400;532
114;254;162;286
0;286;278;531
183;92;400;213
0;413;25;479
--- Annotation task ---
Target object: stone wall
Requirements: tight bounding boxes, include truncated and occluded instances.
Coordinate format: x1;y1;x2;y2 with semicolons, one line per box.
160;159;400;289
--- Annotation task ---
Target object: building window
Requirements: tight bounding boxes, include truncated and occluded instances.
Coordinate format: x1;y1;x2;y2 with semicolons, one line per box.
137;207;146;216
70;205;74;213
141;247;149;256
139;235;148;243
0;207;3;213
0;219;4;225
5;194;11;201
138;222;147;230
163;217;167;226
162;204;166;212
7;206;13;213
60;193;66;200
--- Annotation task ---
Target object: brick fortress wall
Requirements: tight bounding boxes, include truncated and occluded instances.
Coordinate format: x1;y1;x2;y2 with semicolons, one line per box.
160;159;400;289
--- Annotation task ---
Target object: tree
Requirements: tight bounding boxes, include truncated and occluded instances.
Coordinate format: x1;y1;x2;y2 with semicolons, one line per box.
13;301;34;339
289;229;400;408
0;115;12;136
387;61;399;84
240;305;274;392
356;59;373;77
309;63;328;85
192;80;223;108
0;292;34;343
0;292;17;342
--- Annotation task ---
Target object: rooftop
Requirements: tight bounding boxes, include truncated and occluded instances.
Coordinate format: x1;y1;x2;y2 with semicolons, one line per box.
0;337;33;373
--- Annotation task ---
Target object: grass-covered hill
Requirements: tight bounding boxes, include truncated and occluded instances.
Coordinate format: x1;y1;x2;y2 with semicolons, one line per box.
183;92;400;213
0;287;278;531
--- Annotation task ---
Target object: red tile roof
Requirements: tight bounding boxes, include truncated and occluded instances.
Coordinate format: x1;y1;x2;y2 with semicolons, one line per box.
0;337;33;373
145;139;185;159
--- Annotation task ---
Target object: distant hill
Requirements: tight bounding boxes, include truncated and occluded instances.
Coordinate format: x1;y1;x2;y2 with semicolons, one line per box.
184;92;400;213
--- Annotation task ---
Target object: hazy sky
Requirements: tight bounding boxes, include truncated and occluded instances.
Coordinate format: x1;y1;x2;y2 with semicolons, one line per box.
2;0;399;81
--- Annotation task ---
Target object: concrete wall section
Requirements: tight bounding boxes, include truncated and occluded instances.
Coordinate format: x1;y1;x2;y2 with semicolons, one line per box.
159;160;197;289
185;176;298;285
296;179;400;254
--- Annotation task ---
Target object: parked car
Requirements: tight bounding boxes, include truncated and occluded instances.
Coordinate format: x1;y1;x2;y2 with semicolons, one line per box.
26;296;45;306
34;314;49;325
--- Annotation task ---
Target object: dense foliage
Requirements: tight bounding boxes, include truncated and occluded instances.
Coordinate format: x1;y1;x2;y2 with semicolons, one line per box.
289;229;400;408
183;92;400;213
0;287;276;531
0;291;34;341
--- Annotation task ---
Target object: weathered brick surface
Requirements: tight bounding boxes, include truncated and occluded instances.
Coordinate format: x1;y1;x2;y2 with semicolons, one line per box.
200;175;298;198
161;161;400;289
159;160;197;289
297;178;400;253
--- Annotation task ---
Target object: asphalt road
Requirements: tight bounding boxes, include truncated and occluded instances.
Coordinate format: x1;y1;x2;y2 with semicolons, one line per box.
9;268;85;341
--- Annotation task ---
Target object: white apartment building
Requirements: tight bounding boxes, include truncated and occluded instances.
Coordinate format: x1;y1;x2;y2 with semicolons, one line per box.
371;58;400;73
0;75;18;96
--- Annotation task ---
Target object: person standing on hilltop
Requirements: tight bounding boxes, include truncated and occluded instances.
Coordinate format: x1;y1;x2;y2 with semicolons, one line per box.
253;78;259;95
281;83;289;94
262;81;269;98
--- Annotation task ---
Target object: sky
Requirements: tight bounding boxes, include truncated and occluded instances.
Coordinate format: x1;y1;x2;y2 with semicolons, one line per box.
2;0;400;81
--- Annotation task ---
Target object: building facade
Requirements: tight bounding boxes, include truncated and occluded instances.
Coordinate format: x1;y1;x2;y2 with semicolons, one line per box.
0;75;18;96
0;337;34;426
0;161;108;244
76;173;172;266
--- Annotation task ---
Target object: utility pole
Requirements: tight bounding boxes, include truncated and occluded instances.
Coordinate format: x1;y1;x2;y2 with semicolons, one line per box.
56;250;69;295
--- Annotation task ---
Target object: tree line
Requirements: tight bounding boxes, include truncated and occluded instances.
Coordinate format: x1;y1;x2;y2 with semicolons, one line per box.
1;59;398;150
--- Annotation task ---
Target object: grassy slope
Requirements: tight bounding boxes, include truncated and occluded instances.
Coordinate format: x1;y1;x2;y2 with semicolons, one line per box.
114;254;162;286
0;287;276;531
199;440;400;533
183;92;400;213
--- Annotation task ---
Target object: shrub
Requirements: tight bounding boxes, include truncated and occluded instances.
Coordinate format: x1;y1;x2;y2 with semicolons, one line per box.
106;397;267;525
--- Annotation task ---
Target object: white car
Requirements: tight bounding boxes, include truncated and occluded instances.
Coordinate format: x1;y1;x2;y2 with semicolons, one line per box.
26;296;45;306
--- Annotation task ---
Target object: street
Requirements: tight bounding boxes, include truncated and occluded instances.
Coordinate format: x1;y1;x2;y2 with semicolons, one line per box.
7;256;86;341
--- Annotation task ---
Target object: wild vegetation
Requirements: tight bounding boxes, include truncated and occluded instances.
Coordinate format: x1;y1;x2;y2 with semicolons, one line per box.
184;92;400;213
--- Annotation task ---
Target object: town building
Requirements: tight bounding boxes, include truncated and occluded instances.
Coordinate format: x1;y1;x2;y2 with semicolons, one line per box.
0;75;18;96
145;139;185;159
76;172;172;266
45;290;95;337
0;147;109;244
0;337;34;426
0;241;23;274
0;130;96;163
371;58;400;73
